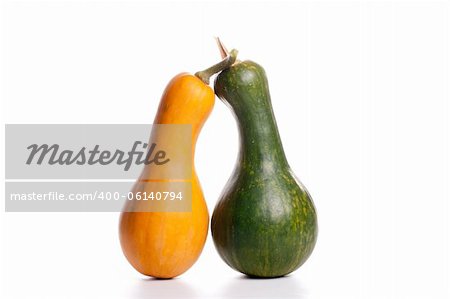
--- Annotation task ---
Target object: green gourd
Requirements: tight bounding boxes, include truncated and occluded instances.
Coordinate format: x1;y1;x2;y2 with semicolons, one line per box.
211;54;318;278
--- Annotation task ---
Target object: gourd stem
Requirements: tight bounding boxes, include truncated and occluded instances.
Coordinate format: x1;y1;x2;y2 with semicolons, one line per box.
216;37;229;59
215;37;241;64
195;49;238;85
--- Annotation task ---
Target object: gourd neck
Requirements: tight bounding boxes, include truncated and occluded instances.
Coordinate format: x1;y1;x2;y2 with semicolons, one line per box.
232;98;289;171
214;58;289;172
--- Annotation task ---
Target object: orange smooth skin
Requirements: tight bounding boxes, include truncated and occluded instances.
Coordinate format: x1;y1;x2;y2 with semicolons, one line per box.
119;73;214;278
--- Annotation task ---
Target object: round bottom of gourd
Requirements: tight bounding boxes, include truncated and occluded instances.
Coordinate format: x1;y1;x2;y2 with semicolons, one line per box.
218;256;301;279
133;265;189;280
232;268;296;279
244;273;288;279
142;275;176;280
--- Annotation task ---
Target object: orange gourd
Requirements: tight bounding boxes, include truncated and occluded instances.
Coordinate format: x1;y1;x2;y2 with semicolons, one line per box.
119;50;237;278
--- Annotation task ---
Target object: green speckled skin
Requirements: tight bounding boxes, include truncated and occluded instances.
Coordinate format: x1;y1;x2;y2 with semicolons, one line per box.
212;61;318;278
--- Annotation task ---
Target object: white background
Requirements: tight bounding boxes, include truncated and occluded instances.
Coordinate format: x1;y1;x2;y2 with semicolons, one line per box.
1;0;449;298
